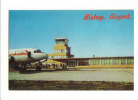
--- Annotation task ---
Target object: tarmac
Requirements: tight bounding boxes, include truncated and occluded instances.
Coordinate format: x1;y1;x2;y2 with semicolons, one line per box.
9;68;134;82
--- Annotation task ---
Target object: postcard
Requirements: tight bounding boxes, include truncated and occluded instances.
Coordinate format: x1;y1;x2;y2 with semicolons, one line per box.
8;10;134;90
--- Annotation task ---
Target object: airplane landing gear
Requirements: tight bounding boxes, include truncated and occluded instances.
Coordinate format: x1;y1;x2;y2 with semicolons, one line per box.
17;61;43;72
36;66;41;71
19;63;26;72
36;62;42;71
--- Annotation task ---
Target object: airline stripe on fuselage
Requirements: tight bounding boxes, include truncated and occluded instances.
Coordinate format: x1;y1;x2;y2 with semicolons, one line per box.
9;50;33;56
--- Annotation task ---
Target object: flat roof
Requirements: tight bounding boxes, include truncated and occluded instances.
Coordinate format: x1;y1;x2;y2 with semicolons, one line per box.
52;56;134;60
55;38;68;40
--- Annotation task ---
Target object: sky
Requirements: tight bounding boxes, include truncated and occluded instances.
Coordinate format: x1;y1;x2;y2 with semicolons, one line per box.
9;10;134;57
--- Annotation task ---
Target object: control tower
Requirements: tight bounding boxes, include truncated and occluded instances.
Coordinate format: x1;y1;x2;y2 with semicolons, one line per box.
48;37;74;59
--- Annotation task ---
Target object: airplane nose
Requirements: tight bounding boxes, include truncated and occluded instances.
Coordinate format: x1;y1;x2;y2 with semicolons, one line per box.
43;53;48;59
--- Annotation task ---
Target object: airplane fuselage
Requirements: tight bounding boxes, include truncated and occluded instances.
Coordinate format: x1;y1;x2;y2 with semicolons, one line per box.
9;48;48;63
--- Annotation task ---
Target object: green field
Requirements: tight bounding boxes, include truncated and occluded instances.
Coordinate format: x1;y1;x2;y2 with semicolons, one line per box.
9;80;133;90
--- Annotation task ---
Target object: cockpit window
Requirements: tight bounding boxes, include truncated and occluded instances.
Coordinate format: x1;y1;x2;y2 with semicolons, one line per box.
34;50;41;53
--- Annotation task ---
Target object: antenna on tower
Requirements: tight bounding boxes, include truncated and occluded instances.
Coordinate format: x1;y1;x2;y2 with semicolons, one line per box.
56;33;60;38
61;32;62;38
65;33;67;38
56;33;58;38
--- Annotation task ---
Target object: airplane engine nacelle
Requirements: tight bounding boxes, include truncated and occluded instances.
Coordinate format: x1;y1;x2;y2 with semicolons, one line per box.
28;51;31;58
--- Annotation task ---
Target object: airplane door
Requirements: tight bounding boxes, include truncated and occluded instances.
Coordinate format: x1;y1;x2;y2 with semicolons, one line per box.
28;51;31;58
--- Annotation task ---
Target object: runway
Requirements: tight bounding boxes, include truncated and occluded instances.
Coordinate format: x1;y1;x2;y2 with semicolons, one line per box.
9;68;134;82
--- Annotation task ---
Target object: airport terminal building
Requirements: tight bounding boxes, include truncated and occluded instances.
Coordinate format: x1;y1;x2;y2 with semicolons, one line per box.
46;37;134;68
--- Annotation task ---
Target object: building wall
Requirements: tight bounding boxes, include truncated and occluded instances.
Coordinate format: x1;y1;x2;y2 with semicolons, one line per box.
67;57;134;68
89;58;134;65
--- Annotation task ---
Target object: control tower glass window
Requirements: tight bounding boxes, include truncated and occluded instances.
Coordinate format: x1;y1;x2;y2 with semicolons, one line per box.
55;38;69;45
